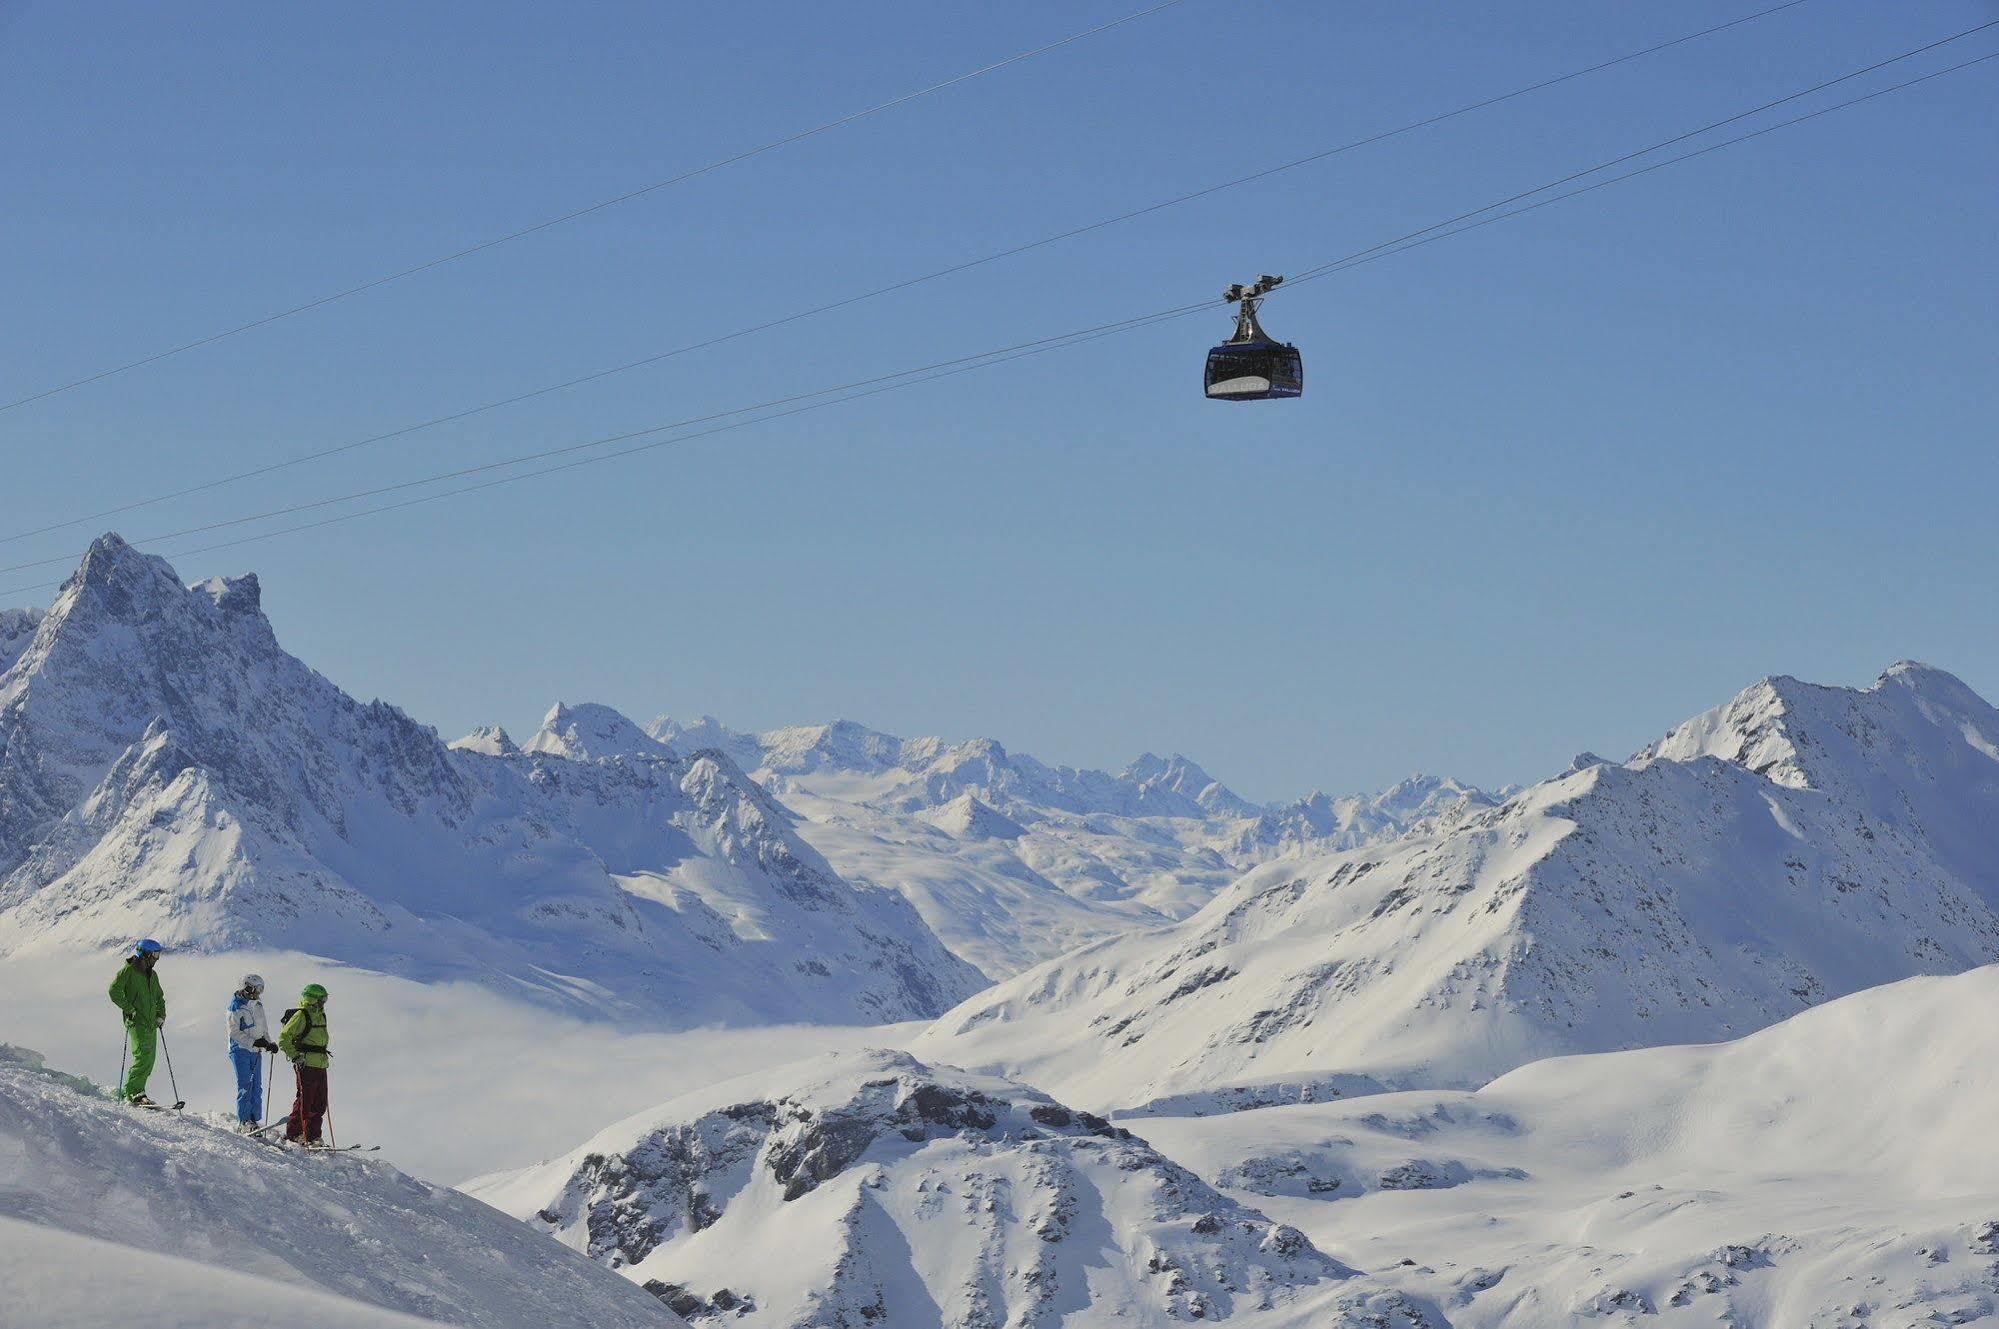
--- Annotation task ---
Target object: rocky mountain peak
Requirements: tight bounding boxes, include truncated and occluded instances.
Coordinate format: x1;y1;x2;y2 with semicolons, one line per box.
476;1049;1349;1324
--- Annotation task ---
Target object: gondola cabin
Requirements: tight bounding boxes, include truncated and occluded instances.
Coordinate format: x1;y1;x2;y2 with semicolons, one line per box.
1205;275;1302;402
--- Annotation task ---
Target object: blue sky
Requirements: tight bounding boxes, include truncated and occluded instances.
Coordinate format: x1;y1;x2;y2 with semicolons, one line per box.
2;1;1994;801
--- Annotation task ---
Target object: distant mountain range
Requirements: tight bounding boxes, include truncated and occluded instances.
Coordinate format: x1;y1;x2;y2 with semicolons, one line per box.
916;661;1999;1111
629;712;1498;975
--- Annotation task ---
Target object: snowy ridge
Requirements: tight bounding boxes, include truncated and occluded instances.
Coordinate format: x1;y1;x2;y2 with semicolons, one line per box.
1230;774;1502;859
1138;963;1999;1327
0;1050;677;1328
648;715;1260;822
916;663;1999;1110
470;1048;1395;1327
0;535;983;1024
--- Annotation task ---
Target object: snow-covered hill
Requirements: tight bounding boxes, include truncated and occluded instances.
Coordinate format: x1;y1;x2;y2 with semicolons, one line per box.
1137;963;1999;1327
0;535;982;1024
916;663;1999;1110
470;1048;1436;1328
0;1048;677;1328
634;712;1493;976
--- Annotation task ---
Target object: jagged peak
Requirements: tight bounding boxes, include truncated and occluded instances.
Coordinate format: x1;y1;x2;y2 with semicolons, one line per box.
52;533;186;615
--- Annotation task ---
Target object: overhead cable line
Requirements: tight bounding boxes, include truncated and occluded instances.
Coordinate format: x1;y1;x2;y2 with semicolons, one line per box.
0;0;1193;418
0;0;1818;550
1;41;1992;598
1277;17;1999;288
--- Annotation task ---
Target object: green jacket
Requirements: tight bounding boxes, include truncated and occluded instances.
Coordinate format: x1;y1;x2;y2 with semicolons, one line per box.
108;960;165;1027
279;1002;330;1069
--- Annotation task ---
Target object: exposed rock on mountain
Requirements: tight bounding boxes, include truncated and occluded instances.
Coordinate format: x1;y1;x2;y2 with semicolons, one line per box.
470;1049;1361;1327
0;607;41;675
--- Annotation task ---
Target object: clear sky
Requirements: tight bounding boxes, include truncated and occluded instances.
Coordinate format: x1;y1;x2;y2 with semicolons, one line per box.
2;1;1994;802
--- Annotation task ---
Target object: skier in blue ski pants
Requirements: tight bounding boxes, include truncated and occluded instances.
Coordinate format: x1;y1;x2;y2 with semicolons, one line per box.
226;975;279;1129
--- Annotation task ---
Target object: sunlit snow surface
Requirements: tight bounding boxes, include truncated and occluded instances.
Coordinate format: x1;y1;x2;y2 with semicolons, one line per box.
0;1054;678;1329
1135;965;1999;1327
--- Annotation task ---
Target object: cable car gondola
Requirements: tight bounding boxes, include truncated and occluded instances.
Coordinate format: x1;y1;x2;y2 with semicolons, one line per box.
1204;274;1302;401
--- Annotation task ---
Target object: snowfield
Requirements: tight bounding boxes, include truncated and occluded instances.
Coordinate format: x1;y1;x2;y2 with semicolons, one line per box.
0;1050;679;1328
916;662;1999;1111
1134;963;1999;1327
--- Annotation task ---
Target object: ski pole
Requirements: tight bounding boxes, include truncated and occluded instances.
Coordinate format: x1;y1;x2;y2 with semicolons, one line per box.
263;1051;273;1125
325;1074;335;1150
117;1030;128;1101
159;1028;183;1108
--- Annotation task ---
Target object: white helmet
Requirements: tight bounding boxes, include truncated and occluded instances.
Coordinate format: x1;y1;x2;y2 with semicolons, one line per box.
241;973;265;994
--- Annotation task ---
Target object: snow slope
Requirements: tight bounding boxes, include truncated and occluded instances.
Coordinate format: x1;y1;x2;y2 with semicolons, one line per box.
638;713;1494;976
0;1050;679;1328
916;663;1999;1110
1137;963;1999;1327
469;1048;1408;1328
0;535;982;1025
0;1219;449;1329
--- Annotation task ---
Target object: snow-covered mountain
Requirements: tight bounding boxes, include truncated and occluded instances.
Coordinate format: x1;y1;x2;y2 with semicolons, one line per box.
0;1047;677;1329
1229;775;1502;859
1137;962;1999;1327
0;535;982;1024
471;1047;1431;1328
636;712;1491;976
916;662;1999;1111
650;714;1261;822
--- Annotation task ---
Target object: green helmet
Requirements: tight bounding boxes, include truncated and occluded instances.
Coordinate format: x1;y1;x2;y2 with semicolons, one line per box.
301;983;329;1001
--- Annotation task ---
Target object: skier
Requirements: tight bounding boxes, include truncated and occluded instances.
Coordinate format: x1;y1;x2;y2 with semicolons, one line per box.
226;974;280;1131
278;983;331;1145
107;939;167;1105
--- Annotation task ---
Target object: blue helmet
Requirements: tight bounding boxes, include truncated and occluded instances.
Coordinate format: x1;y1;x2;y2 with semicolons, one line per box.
134;939;163;956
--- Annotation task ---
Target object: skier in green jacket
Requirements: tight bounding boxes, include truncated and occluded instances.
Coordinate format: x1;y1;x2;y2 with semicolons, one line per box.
107;939;167;1104
278;983;332;1144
